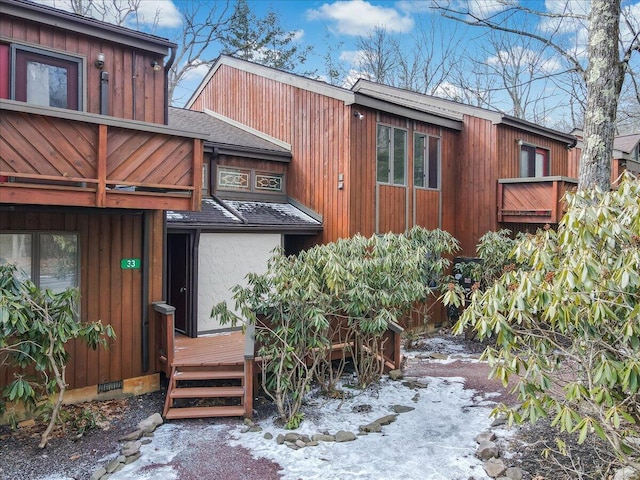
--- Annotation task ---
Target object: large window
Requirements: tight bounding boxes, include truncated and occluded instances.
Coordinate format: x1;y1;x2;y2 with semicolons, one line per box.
377;125;407;185
11;45;82;110
414;133;440;189
520;144;550;178
0;233;79;293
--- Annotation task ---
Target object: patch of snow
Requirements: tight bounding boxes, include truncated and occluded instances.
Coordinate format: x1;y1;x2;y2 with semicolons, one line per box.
225;200;321;224
202;198;242;221
165;211;184;220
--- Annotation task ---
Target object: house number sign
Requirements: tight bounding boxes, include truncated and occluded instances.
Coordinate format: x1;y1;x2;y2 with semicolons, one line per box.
121;258;141;269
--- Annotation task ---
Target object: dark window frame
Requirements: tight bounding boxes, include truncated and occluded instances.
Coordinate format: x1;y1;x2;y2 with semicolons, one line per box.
376;124;407;186
413;132;441;190
520;143;550;178
11;44;83;111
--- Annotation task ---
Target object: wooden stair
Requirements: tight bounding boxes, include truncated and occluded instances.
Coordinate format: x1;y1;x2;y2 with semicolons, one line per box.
163;364;248;420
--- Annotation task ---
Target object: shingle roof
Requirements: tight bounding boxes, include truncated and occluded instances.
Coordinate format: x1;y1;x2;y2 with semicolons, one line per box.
614;134;640;154
168;107;290;154
166;198;321;231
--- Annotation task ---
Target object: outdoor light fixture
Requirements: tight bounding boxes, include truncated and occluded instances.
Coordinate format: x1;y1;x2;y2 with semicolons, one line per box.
517;139;524;146
95;53;105;69
151;60;162;72
353;111;364;120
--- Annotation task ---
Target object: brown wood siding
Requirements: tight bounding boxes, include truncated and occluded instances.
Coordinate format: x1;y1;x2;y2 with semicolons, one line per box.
454;115;496;256
496;125;570;178
349;107;376;237
0;208;163;390
0;15;166;123
191;66;350;244
414;189;440;230
215;155;288;175
377;184;407;233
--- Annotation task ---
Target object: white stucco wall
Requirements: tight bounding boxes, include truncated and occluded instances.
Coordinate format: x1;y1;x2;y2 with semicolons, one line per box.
197;233;281;333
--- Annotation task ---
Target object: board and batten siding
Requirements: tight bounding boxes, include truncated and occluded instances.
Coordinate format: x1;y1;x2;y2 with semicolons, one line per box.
0;14;165;123
0;209;164;390
191;65;350;244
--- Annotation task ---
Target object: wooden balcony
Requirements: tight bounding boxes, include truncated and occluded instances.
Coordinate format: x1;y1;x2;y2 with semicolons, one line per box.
0;100;204;211
497;176;578;224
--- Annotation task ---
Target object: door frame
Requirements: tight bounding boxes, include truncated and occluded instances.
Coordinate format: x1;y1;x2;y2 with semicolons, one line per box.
166;229;199;338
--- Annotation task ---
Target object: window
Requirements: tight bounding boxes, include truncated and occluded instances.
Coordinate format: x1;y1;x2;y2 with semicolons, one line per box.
414;133;440;189
11;45;82;110
216;167;284;194
0;233;79;293
520;144;549;177
377;125;406;185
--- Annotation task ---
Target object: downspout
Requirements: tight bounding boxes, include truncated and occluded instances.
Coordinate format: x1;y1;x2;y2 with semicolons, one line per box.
141;211;151;372
164;46;176;124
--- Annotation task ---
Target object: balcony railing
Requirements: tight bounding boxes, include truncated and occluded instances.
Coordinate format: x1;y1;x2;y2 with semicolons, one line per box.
0;100;204;211
497;176;578;224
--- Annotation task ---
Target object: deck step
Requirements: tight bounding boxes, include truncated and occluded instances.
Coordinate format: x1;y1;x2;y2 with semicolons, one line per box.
169;386;244;399
174;369;244;381
164;405;246;419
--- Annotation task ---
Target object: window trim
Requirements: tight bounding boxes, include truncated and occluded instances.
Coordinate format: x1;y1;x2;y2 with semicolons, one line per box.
519;143;550;178
0;231;80;293
376;124;407;186
413;132;441;190
10;43;84;111
215;166;286;196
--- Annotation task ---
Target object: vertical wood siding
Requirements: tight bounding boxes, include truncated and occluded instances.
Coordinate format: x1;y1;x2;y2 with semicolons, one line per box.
191;66;350;244
0;15;166;123
0;209;163;390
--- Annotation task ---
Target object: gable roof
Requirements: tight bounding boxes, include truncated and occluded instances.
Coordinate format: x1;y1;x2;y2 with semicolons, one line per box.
168;107;291;161
614;133;640;155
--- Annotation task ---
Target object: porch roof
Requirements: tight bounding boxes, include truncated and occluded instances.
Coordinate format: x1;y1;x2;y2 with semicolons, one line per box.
166;197;322;233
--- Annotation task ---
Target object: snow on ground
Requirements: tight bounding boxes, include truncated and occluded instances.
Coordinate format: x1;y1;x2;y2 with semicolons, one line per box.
104;335;504;480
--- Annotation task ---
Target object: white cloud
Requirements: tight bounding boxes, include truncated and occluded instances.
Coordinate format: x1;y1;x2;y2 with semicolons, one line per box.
181;60;211;82
339;49;366;64
396;0;435;14
432;81;464;101
135;0;182;28
306;0;414;36
539;0;589;35
467;0;512;18
291;29;305;41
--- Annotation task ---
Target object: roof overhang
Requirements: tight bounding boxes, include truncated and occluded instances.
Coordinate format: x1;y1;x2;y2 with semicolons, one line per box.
353;93;463;131
498;116;577;147
209;144;292;163
1;0;175;55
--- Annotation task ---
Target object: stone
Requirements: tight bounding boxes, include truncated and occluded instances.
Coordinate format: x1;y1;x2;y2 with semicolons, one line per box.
505;466;523;480
285;443;299;450
295;439;306;448
283;432;300;443
476;440;499;460
388;369;403;381
276;434;285;445
491;416;507;427
411;393;420;402
141;439;152;446
124;452;141;465
113;464;125;473
105;456;125;473
243;418;254;427
306;441;319;447
311;434;335;442
102;475;111;480
121;441;141;457
484;458;507;478
90;467;107;480
334;430;357;442
264;432;273;440
613;467;640;480
118;430;143;442
359;422;382;433
475;431;496;444
402;380;428;389
392;405;415;414
248;426;262;433
429;353;448;360
375;415;397;426
138;413;163;433
352;404;373;413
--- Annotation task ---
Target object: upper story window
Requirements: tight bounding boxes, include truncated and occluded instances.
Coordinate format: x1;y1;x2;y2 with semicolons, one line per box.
216;166;285;195
10;44;83;110
414;133;440;189
377;125;406;185
520;144;549;177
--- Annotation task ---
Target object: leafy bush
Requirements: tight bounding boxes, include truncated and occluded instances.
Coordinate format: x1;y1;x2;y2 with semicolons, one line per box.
212;227;460;426
0;264;114;448
452;173;640;466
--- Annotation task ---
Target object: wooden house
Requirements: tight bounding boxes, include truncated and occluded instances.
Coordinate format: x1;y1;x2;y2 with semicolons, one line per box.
568;131;640;184
186;55;577;261
0;0;204;405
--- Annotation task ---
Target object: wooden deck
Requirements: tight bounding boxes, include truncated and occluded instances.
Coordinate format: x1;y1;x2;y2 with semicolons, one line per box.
174;331;246;367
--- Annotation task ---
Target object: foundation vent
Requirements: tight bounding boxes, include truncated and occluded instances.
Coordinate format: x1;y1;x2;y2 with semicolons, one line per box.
98;380;123;393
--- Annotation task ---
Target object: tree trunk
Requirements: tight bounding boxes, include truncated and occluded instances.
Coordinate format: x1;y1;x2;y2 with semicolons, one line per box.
579;0;624;191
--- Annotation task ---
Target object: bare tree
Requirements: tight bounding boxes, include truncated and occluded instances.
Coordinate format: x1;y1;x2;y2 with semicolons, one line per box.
432;0;640;190
354;26;399;85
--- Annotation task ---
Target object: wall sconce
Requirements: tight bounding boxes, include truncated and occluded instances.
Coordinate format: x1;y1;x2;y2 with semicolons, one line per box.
95;53;105;69
338;173;344;190
151;60;162;72
353;111;364;120
516;139;524;146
